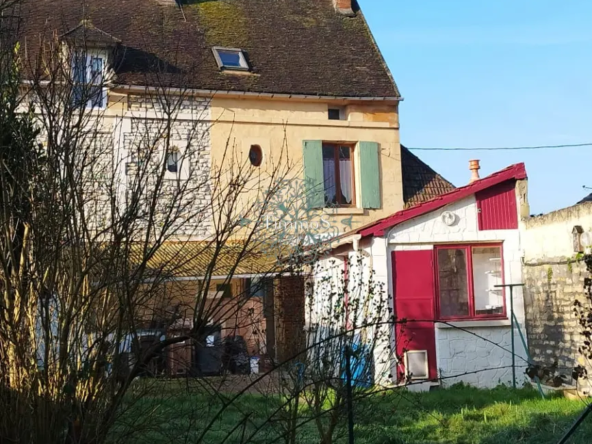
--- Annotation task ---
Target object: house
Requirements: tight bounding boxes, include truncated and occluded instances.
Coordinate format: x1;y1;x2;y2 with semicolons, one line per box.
522;196;592;392
313;161;532;389
18;0;455;375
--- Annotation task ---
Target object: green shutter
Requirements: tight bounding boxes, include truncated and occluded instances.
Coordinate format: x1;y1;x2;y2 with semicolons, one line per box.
302;140;324;209
359;141;381;209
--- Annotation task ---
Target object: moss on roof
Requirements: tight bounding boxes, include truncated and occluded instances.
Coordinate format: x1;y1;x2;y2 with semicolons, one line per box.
188;0;249;48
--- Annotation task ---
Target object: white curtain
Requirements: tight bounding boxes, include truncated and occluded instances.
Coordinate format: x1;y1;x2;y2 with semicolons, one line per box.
339;155;352;204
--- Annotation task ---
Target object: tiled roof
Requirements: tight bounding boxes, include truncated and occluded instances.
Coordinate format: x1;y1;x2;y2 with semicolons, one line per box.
20;0;400;98
356;163;527;238
61;21;121;46
578;193;592;204
401;146;456;208
132;241;284;278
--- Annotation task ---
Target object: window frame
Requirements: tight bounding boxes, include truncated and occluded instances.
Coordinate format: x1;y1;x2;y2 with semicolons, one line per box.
71;51;107;109
212;46;250;71
434;243;506;321
322;142;356;208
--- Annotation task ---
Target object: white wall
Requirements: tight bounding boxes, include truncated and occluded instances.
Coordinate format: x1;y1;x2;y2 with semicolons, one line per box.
436;324;528;388
382;195;529;388
522;202;592;261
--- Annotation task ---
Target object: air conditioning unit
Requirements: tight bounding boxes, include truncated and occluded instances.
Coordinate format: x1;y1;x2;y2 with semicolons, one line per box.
404;350;429;380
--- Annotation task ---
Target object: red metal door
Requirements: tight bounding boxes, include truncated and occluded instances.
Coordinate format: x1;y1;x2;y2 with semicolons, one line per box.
392;250;437;381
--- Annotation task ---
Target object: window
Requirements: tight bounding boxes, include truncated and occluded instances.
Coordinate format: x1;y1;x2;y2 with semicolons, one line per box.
72;53;106;109
249;145;263;167
216;284;232;298
166;149;179;173
212;47;249;71
436;244;504;320
329;107;347;120
322;143;355;207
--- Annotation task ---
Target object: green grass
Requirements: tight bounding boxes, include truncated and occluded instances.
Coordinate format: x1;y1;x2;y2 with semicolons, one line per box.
111;381;592;444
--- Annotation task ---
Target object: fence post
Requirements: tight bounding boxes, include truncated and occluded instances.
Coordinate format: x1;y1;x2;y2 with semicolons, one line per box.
345;345;355;444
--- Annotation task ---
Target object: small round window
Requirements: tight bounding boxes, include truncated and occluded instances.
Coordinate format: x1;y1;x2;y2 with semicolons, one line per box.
249;145;263;167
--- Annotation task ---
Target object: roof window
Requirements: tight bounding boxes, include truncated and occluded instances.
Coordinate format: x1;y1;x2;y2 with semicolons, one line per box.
212;47;249;71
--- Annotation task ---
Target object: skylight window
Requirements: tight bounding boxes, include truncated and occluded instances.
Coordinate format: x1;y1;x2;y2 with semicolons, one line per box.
212;47;249;71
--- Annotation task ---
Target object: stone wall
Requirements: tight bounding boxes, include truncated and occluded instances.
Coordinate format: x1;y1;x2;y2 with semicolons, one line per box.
523;259;587;381
522;203;592;386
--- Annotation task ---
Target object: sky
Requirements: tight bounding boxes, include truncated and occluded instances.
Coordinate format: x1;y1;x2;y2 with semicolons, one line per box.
359;0;592;214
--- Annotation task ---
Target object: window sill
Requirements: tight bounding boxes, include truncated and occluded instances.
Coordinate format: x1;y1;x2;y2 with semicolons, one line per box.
323;207;365;215
436;319;510;329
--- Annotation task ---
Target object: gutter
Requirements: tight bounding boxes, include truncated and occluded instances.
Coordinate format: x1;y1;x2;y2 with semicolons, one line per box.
112;84;404;103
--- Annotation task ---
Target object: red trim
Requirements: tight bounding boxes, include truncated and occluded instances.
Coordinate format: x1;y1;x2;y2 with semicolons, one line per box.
357;163;527;238
434;243;506;321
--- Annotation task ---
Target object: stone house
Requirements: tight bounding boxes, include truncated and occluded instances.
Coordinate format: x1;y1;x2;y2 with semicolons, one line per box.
17;0;455;375
312;162;532;389
522;199;592;391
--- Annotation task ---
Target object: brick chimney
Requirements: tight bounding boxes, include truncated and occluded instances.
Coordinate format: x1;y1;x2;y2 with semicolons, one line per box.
333;0;355;16
469;159;481;183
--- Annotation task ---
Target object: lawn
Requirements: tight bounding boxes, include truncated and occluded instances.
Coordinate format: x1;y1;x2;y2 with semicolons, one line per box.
111;380;592;444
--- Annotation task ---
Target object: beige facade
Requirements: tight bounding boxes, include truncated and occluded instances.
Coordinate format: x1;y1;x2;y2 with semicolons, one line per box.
210;95;404;233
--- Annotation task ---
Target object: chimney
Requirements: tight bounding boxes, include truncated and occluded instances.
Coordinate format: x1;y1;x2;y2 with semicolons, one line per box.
333;0;356;16
469;159;481;183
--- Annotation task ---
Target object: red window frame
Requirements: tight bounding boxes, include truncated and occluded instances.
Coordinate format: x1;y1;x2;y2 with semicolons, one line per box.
434;243;506;321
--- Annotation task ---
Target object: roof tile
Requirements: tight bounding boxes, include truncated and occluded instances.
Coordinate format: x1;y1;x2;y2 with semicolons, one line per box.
19;0;399;97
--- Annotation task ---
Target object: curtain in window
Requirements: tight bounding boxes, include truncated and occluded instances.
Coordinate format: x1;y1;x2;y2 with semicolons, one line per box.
322;146;336;205
339;147;352;204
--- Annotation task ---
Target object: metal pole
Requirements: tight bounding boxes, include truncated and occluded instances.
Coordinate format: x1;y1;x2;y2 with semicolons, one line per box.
495;283;524;390
557;403;592;444
345;345;355;444
510;285;516;389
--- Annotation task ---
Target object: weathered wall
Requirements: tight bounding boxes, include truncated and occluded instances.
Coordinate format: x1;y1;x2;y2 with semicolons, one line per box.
210;96;404;235
436;324;527;388
522;203;592;383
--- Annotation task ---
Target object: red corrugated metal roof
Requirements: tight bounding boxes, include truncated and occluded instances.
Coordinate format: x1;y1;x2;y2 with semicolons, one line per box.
356;163;527;238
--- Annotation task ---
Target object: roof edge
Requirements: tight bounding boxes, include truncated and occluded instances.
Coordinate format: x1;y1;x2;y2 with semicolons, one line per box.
355;3;401;98
358;162;527;238
110;84;403;101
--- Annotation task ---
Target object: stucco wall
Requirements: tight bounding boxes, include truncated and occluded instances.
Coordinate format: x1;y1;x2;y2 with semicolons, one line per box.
522;203;592;386
435;324;527;388
523;202;592;260
210;97;404;235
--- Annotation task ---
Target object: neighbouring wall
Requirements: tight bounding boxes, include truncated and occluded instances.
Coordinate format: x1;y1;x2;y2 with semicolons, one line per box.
522;202;592;386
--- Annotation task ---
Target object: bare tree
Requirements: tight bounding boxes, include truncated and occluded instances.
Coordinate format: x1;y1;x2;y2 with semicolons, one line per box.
0;6;314;442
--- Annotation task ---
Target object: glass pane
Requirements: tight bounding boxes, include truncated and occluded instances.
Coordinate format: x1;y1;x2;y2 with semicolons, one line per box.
472;246;503;315
73;54;86;83
90;57;103;84
338;146;353;205
89;86;103;108
218;50;242;67
167;151;178;173
437;248;469;318
322;145;336;205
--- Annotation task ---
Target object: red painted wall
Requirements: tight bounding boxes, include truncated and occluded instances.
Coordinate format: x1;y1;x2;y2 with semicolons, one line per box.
476;180;518;230
392;250;438;381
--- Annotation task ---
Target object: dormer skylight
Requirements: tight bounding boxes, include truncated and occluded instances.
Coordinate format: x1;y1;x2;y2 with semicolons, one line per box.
212;47;249;71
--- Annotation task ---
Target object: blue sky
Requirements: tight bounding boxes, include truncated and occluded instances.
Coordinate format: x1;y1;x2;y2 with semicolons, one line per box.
360;0;592;214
